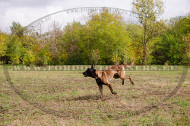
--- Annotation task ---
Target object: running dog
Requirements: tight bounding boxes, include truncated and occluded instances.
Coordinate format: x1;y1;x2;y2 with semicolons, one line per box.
83;62;134;100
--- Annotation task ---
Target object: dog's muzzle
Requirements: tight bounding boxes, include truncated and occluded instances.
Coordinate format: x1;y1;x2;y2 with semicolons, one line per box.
83;72;87;77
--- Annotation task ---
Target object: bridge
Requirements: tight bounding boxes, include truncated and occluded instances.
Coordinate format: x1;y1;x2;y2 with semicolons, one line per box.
25;7;139;34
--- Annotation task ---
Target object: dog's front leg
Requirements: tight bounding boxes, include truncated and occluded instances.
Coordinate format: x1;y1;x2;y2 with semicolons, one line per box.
98;84;103;100
106;83;117;95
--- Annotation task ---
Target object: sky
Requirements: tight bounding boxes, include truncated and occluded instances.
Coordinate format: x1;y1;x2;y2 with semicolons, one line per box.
0;0;190;33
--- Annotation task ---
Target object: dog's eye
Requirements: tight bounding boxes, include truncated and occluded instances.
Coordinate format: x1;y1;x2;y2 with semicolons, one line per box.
91;69;96;72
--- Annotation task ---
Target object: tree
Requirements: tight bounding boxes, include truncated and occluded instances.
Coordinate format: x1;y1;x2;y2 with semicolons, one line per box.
46;21;63;64
60;22;83;64
151;14;190;65
7;36;26;65
32;43;50;66
23;50;35;66
126;23;144;64
151;34;184;64
0;33;8;64
132;0;165;64
86;9;133;64
10;21;26;37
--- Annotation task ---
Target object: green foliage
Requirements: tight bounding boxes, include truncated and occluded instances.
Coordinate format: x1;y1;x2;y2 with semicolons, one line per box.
33;44;50;66
7;36;26;65
126;24;144;64
151;34;185;64
90;49;100;65
0;9;189;65
85;9;133;64
151;15;190;65
10;21;26;37
0;33;9;64
58;10;134;65
132;0;165;64
58;48;68;65
0;33;8;57
60;22;84;64
23;50;35;65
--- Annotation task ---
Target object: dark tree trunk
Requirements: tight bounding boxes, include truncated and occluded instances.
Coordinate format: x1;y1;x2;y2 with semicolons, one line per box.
143;43;147;64
143;24;147;65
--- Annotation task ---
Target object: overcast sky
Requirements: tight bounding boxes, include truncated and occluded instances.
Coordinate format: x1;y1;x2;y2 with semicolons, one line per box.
0;0;190;32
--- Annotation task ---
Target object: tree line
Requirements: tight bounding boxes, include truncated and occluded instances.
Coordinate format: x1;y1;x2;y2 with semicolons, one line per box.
0;0;189;65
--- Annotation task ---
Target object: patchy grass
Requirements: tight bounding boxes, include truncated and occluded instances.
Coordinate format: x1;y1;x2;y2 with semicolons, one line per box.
0;66;189;126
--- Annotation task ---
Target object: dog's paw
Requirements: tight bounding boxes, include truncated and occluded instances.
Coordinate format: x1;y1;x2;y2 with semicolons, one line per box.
113;92;117;95
131;81;134;85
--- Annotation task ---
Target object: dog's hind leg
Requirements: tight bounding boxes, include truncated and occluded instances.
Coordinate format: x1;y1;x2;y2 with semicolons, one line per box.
119;70;134;85
120;76;134;85
128;76;134;85
122;79;124;85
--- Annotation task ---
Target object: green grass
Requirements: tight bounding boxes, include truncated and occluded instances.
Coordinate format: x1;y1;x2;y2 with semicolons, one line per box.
0;66;189;126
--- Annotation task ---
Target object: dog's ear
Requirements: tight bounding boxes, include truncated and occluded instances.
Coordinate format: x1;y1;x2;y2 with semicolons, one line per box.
91;64;94;69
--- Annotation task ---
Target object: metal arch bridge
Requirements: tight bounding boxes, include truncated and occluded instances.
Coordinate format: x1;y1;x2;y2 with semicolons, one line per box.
25;7;139;30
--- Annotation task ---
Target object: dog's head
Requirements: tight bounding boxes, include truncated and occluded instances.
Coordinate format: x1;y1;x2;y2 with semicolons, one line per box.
83;65;96;78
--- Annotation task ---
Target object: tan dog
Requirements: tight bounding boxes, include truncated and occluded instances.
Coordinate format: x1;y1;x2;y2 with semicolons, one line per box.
83;61;134;100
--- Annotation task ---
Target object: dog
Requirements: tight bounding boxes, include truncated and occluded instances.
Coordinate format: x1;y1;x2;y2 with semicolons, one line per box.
83;62;134;100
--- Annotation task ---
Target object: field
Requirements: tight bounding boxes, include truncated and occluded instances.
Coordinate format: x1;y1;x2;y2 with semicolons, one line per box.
0;66;190;126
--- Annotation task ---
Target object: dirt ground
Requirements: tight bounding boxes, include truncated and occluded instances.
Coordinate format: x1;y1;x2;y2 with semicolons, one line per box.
0;66;190;126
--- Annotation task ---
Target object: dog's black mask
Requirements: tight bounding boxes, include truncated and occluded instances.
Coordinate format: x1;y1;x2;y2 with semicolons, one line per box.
83;65;96;78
